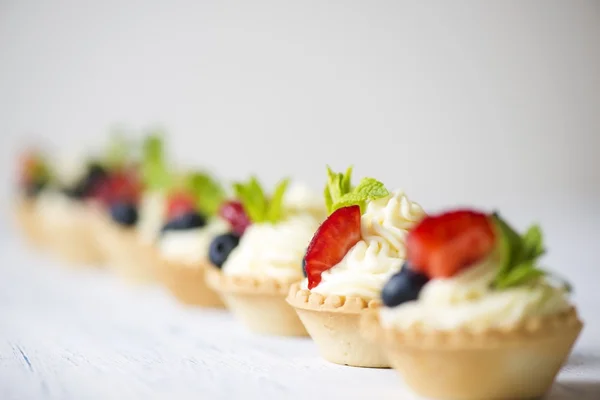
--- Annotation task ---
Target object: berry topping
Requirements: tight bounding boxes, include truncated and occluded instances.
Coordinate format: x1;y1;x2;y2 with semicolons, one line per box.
109;202;138;227
166;192;197;220
219;200;251;235
407;210;496;279
89;168;141;206
304;205;362;289
381;262;429;307
209;233;241;268
161;211;207;233
64;163;109;200
18;151;50;197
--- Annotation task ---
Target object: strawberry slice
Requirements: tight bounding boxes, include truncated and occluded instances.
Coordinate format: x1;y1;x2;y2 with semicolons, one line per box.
166;192;197;220
219;200;251;235
90;169;141;207
406;209;496;279
304;205;362;289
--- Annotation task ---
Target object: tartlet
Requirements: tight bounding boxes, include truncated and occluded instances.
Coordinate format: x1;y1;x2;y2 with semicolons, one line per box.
90;134;168;282
287;167;425;366
361;209;583;400
207;178;324;335
206;270;304;335
14;150;53;249
154;170;229;307
286;283;385;366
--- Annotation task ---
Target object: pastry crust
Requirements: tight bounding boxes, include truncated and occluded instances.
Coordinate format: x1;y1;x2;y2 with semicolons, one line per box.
361;309;583;400
15;198;46;249
286;283;389;368
42;201;104;266
92;212;159;283
157;259;225;308
205;268;307;336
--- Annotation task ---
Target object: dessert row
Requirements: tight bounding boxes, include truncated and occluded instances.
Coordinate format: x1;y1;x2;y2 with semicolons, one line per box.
15;133;583;400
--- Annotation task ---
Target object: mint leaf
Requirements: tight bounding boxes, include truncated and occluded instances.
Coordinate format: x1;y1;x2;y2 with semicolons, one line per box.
492;214;568;291
184;172;225;216
332;177;389;213
341;166;353;194
266;178;290;223
105;131;132;170
494;261;545;289
521;224;545;260
141;133;171;191
324;166;354;214
233;176;290;224
353;178;389;200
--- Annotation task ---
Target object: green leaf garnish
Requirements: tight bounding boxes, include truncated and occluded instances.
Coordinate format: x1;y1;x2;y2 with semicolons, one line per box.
104;131;134;170
141;133;172;191
324;166;389;213
233;176;290;224
492;213;568;291
183;172;226;216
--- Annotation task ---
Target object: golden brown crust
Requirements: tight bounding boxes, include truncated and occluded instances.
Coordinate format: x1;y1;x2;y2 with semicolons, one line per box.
285;282;381;313
362;307;583;349
361;307;584;399
157;259;224;307
204;267;307;335
205;267;298;296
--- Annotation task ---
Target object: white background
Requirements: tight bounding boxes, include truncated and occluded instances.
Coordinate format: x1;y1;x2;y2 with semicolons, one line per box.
0;1;599;398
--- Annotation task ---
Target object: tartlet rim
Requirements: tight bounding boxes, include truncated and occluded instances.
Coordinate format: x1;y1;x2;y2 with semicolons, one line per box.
286;282;382;313
361;306;583;349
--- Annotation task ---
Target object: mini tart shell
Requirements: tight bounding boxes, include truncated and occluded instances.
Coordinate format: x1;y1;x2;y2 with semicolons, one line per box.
15;198;46;249
41;201;104;266
286;283;389;368
91;210;159;284
361;308;583;400
205;267;307;336
157;259;224;308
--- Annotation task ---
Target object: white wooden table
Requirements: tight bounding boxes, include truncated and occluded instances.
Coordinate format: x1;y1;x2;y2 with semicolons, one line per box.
1;234;599;400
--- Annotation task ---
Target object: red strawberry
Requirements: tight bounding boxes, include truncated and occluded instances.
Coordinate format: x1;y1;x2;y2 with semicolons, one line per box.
18;151;42;187
90;170;141;207
304;205;362;289
166;192;197;220
406;210;496;279
219;200;251;235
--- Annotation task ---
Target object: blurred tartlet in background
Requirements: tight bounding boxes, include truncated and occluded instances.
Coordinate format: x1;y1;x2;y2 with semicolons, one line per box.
155;169;228;307
14;148;53;249
206;178;326;335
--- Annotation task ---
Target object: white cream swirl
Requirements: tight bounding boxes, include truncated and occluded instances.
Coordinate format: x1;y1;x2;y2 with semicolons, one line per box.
50;153;89;187
35;190;85;226
159;218;229;266
136;191;166;244
283;182;327;221
222;214;321;281
305;190;425;299
379;255;571;331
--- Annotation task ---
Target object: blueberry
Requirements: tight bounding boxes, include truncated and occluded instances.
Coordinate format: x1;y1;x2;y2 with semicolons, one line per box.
110;202;138;227
64;163;108;199
302;255;307;278
161;212;207;232
381;262;429;307
209;233;240;268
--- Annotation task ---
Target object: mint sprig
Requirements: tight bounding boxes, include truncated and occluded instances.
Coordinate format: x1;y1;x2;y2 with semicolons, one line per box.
233;176;290;224
492;213;568;290
184;172;226;216
141;133;172;191
104;131;134;170
324;166;389;214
